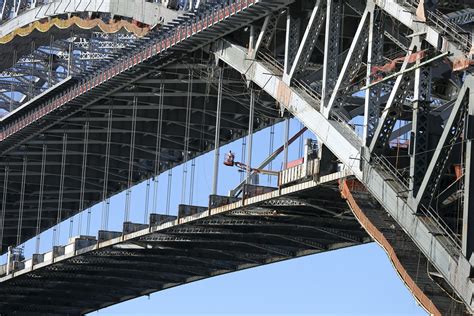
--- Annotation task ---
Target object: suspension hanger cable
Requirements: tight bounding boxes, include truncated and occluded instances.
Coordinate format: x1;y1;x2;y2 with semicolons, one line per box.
10;50;16;112
16;155;28;248
53;133;67;247
283;117;290;169
77;121;89;235
189;159;196;205
151;82;165;219
0;165;9;254
240;74;249;183
100;108;113;232
298;121;304;158
124;95;138;223
144;179;151;223
28;41;35;101
35;144;47;254
246;86;255;184
181;69;193;204
268;124;275;185
48;34;54;88
240;137;246;182
212;66;223;195
166;168;172;215
199;67;211;155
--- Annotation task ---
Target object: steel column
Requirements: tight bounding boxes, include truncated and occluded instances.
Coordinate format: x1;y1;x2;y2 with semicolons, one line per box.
363;6;383;145
324;8;369;118
321;0;342;109
284;4;300;76
285;0;324;84
414;80;470;209
463;82;474;259
409;40;431;199
369;39;417;155
212;67;223;195
246;87;255;184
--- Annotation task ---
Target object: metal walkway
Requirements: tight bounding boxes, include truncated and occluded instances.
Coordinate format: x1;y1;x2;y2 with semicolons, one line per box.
0;0;473;314
0;171;369;315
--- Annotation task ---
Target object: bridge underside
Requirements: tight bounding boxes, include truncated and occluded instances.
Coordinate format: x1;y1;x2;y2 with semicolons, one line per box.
0;58;282;252
0;176;370;315
0;0;290;253
0;0;473;314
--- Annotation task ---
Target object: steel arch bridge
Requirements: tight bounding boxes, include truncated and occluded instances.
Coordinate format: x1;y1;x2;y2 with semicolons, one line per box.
0;0;473;314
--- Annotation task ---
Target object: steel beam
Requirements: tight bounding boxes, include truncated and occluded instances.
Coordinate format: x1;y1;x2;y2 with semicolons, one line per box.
321;0;342;109
324;7;369;118
463;82;474;260
215;40;474;312
414;78;471;209
284;0;324;84
369;39;417;155
363;6;384;145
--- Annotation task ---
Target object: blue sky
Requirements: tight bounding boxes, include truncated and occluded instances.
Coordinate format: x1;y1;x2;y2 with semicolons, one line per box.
4;119;426;315
97;243;426;316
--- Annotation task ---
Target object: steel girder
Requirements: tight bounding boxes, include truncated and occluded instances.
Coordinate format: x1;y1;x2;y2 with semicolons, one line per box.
214;0;474;309
0;0;183;114
0;62;282;253
0;0;472;313
0;0;294;254
0;176;369;314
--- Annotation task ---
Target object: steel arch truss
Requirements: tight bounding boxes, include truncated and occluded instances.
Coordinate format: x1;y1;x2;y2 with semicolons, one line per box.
214;0;474;313
0;176;370;315
0;0;473;314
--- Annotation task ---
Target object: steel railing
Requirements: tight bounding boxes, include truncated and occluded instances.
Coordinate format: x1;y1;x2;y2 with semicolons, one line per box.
399;0;472;53
371;153;462;256
256;50;361;144
258;43;462;257
0;0;258;141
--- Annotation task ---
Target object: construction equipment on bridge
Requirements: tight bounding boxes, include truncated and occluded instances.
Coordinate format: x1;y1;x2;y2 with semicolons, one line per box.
0;0;474;314
223;151;279;176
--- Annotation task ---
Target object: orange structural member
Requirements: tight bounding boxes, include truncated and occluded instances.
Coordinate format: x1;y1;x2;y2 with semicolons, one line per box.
286;158;304;169
453;57;474;72
453;164;463;180
371;50;427;77
340;180;441;316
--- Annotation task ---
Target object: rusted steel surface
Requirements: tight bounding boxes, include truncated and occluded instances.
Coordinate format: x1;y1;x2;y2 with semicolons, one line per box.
340;179;463;316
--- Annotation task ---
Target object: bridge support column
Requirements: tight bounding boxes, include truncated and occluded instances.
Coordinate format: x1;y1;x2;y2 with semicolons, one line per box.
246;86;255;184
212;67;223;195
363;3;383;146
283;3;300;77
321;0;341;109
409;38;431;202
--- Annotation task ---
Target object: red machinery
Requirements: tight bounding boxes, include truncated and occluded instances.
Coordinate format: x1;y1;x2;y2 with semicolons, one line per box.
223;151;278;176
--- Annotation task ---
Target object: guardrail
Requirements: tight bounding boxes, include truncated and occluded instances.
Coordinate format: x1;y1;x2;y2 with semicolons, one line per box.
371;153;462;256
257;50;284;73
0;0;259;142
398;0;472;53
279;158;319;187
256;49;361;146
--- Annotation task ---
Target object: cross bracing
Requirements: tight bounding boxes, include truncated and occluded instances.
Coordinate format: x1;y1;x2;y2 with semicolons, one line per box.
0;0;473;314
0;60;283;251
0;173;372;315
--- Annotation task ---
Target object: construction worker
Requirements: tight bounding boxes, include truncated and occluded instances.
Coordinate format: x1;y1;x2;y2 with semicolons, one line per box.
224;151;235;166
